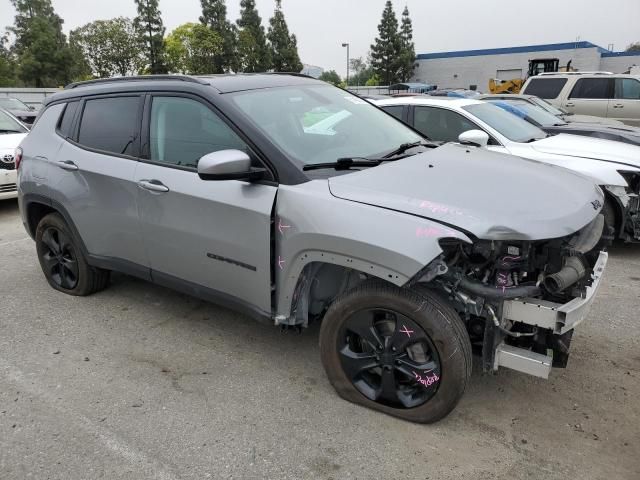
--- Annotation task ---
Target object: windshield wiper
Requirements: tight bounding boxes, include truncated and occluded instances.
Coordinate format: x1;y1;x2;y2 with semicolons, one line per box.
303;158;382;171
383;140;434;158
0;129;24;134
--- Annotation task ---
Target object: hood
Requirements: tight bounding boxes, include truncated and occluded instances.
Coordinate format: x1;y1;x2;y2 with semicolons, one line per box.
328;143;603;241
564;114;624;126
531;134;640;169
0;132;27;150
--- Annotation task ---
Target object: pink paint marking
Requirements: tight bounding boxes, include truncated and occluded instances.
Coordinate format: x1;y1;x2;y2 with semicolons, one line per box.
277;256;285;270
413;370;440;388
278;219;291;235
419;200;463;216
400;325;414;338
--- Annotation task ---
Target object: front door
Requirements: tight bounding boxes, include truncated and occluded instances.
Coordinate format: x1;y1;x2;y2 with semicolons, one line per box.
135;95;277;314
609;78;640;126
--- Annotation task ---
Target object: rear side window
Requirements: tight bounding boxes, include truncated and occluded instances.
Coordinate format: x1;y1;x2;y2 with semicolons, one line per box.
413;106;478;142
569;78;613;99
615;78;640;100
381;105;404;121
523;78;567;99
78;96;140;156
57;101;79;138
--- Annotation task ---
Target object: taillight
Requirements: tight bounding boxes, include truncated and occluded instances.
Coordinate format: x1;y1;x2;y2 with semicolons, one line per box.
14;147;22;170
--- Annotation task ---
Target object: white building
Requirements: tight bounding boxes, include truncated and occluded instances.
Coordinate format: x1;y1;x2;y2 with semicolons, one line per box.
412;41;640;91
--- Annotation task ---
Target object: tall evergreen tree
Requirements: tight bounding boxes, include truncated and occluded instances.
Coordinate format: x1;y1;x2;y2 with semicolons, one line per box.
369;0;402;86
9;0;75;87
236;0;271;72
199;0;237;73
267;0;302;73
0;35;17;87
398;6;416;82
133;0;167;74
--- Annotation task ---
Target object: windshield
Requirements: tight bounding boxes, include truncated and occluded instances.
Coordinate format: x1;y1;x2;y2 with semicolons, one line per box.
463;103;547;143
0;98;29;110
528;97;566;116
0;109;28;133
230;84;423;166
491;100;566;127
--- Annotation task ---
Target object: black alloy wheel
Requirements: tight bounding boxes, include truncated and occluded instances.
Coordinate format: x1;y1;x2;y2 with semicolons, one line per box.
339;308;441;409
40;226;79;289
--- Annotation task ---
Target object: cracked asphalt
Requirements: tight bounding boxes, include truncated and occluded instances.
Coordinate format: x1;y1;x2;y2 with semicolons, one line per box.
1;198;639;479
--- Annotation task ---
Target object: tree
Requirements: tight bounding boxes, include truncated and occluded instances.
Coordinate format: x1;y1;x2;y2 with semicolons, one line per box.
319;70;341;85
164;23;222;74
236;0;271;72
0;36;17;87
369;0;402;86
365;73;381;86
9;0;75;87
348;57;367;86
133;0;167;74
626;42;640;52
267;0;302;73
199;0;237;73
398;6;416;82
70;18;145;77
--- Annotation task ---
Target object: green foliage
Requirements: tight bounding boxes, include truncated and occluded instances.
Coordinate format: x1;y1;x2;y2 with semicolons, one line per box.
9;0;75;87
199;0;237;73
0;36;17;87
319;69;341;85
236;0;271;72
70;18;145;77
365;74;381;87
133;0;167;74
164;23;222;74
369;0;402;86
398;6;416;82
626;42;640;52
348;57;373;86
267;0;302;73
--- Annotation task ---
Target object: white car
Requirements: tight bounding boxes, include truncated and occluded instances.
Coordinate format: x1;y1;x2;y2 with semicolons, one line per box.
375;96;640;242
0;108;29;200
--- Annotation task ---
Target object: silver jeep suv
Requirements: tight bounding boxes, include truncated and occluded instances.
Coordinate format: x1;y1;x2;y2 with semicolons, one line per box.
17;74;608;423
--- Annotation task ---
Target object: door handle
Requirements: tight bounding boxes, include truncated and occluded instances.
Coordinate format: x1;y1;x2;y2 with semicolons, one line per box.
613;104;624;109
138;179;169;193
57;160;78;171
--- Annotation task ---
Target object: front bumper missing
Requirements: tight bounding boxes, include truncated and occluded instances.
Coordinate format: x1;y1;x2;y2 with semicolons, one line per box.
494;250;608;378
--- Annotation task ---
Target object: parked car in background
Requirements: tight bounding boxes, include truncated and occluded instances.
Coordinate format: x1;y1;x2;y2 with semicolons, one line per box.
17;74;608;424
483;97;640;146
0;108;29;200
521;73;640;127
477;93;625;126
0;97;38;126
428;89;483;99
375;96;640;243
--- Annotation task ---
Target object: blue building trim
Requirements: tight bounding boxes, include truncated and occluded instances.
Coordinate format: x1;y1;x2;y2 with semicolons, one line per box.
602;51;640;58
417;41;610;60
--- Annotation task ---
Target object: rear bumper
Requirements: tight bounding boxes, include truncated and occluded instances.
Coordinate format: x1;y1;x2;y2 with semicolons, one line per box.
0;169;17;200
495;250;608;378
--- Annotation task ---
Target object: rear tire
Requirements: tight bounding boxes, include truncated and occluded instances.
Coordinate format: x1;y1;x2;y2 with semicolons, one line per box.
319;281;471;423
35;213;110;296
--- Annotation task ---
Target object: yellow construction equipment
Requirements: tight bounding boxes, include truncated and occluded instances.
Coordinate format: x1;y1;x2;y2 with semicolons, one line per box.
488;78;524;94
488;58;573;94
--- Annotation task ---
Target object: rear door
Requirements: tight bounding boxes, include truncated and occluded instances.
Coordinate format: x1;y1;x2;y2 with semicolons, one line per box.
135;94;277;314
564;77;613;118
51;94;148;272
609;77;640;126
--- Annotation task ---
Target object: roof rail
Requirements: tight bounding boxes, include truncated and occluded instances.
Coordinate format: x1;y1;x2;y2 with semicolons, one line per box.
64;75;209;90
537;71;614;76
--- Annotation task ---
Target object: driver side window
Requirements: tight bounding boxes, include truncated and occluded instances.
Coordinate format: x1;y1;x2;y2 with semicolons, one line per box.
149;96;248;169
413;106;479;143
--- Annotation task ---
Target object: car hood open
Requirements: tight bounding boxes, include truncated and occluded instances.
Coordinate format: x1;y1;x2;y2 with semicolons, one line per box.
531;133;640;169
328;143;603;241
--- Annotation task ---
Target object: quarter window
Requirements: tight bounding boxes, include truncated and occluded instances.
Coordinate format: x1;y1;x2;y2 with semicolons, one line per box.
615;78;640;100
57;101;79;138
149;96;247;169
522;78;568;99
78;97;140;156
413;106;479;142
569;78;613;99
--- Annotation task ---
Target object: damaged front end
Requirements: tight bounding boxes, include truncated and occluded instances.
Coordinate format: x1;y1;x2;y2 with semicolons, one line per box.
416;215;608;379
606;171;640;242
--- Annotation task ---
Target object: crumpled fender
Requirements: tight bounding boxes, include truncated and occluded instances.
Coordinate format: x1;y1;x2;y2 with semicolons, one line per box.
274;181;471;320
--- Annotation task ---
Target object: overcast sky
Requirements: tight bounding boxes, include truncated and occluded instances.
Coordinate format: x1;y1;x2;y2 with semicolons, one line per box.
2;0;639;76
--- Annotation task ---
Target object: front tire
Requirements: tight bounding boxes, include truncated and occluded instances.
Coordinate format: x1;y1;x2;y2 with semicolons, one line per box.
319;281;471;423
35;213;110;296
